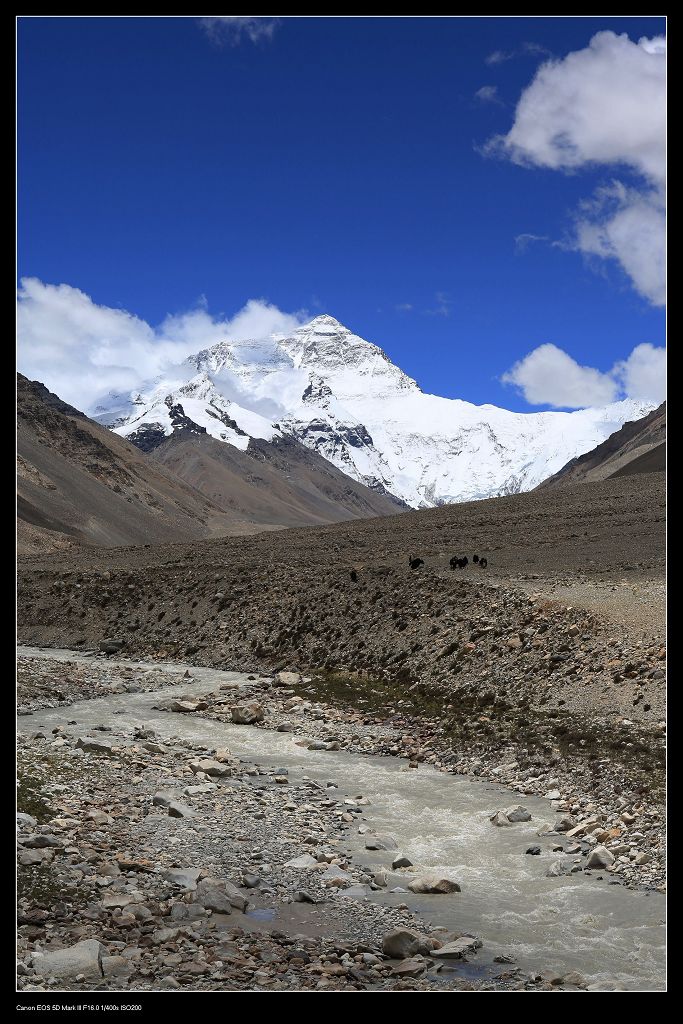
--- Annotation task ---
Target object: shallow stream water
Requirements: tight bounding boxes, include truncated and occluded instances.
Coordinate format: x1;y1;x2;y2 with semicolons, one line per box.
17;648;666;991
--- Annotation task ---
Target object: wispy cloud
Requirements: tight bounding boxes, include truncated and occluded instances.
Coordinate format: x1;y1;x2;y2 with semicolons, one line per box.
198;17;281;47
484;31;666;307
474;85;503;105
425;292;452;317
485;41;552;65
395;303;414;312
502;341;665;409
514;232;551;253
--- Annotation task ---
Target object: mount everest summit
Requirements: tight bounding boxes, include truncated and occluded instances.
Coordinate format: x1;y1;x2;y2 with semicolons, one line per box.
96;314;654;508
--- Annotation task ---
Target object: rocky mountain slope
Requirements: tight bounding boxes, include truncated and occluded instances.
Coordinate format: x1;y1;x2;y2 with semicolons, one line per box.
17;375;401;553
538;403;666;489
98;314;655;507
149;431;405;527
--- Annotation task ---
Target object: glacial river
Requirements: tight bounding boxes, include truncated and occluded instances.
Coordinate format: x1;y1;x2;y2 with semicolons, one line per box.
17;648;666;991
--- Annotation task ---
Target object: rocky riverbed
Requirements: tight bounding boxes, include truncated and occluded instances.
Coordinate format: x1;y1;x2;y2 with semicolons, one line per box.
17;651;666;992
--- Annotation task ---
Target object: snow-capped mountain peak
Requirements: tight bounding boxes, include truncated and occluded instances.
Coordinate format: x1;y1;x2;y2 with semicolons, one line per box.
106;316;655;508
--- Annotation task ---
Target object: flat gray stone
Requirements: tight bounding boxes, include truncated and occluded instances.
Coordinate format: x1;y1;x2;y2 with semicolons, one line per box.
189;758;232;777
162;867;202;890
364;835;398;851
33;940;103;982
22;834;63;849
76;737;115;754
284;853;318;869
167;800;195;819
431;936;482;959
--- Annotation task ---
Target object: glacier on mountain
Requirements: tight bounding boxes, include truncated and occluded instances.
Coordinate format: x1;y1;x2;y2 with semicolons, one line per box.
96;313;654;508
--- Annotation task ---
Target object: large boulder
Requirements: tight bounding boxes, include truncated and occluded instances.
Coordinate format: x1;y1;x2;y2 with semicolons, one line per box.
408;875;461;894
193;877;248;914
231;703;264;725
99;639;125;655
504;805;532;822
382;928;441;959
170;700;201;713
275;671;301;687
586;845;615;869
33;940;103;982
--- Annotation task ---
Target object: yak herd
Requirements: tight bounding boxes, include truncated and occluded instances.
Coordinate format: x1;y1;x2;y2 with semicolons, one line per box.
407;553;487;571
349;554;489;582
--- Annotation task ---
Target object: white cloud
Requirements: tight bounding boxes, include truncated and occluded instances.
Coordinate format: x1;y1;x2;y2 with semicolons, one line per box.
474;85;502;104
492;32;665;183
502;344;619;408
573;182;665;306
613;343;666;404
486;31;666;306
199;17;281;46
17;278;307;413
502;341;665;408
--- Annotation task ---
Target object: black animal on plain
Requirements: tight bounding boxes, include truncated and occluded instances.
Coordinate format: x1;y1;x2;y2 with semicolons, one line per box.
350;569;358;582
449;555;468;570
408;555;425;570
472;554;480;563
479;557;488;569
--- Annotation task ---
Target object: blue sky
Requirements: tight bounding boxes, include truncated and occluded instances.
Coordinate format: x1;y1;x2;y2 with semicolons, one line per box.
17;16;666;412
